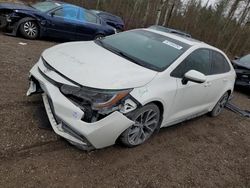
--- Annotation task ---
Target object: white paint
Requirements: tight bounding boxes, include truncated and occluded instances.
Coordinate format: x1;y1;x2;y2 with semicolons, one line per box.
28;28;236;150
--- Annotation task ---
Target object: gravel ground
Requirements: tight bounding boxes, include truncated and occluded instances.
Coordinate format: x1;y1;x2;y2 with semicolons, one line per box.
0;33;249;188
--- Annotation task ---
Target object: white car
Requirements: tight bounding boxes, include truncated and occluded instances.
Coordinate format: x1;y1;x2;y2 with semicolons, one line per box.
27;28;236;150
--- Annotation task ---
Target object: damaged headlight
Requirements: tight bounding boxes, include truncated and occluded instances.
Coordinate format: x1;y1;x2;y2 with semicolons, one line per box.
60;84;132;111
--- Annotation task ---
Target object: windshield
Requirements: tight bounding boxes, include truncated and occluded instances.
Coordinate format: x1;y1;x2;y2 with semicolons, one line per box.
30;1;61;12
239;54;250;67
96;30;190;71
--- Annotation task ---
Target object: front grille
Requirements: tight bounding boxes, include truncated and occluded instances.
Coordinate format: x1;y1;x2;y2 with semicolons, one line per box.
238;74;250;82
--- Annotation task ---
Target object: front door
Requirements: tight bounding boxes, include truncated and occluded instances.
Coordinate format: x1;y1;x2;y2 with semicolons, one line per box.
46;6;79;40
167;49;212;123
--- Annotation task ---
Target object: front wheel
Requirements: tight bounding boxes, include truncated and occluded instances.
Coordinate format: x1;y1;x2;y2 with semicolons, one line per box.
94;34;104;40
120;104;161;147
210;92;229;117
19;21;39;39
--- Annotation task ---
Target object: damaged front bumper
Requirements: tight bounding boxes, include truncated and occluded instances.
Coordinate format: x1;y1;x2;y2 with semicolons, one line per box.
27;63;134;150
235;69;250;88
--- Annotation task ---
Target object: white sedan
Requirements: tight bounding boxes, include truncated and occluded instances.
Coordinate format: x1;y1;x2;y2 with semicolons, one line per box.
27;28;236;150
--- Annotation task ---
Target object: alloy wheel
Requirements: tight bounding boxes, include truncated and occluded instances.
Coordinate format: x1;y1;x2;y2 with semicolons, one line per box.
127;109;159;145
23;21;38;37
214;94;228;116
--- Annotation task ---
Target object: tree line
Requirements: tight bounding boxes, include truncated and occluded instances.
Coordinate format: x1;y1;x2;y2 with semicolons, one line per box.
26;0;248;57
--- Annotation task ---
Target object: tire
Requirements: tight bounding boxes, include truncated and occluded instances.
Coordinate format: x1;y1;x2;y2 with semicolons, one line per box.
19;20;39;39
210;92;229;117
94;34;104;40
120;103;161;147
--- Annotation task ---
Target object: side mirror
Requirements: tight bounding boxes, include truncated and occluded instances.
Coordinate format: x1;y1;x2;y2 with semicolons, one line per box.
50;12;55;17
182;70;206;85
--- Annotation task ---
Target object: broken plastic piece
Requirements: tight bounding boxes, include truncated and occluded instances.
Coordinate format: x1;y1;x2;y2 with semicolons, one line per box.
226;102;250;118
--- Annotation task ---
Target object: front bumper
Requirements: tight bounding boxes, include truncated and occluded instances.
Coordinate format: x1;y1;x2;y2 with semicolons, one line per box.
235;79;250;87
27;63;134;150
235;69;250;88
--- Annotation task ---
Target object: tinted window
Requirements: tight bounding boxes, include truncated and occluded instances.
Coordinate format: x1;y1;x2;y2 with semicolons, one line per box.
171;49;211;78
31;1;61;12
54;7;78;20
79;9;99;24
97;30;190;71
211;51;230;74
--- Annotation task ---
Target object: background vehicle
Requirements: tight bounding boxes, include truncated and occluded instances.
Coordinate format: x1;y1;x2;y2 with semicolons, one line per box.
91;10;125;32
27;29;235;150
0;1;118;40
232;54;250;88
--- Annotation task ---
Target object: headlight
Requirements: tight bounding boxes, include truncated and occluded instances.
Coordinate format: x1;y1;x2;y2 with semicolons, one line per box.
60;84;132;110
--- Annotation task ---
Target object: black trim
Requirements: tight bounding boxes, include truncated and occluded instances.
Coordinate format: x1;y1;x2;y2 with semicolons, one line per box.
41;57;130;92
38;67;63;88
61;122;92;147
42;57;82;87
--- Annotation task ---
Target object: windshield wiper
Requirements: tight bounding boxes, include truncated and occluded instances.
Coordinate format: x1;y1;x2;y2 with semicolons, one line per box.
95;40;158;71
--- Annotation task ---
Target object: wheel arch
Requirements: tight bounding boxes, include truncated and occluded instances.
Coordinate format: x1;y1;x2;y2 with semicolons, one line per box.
14;17;40;36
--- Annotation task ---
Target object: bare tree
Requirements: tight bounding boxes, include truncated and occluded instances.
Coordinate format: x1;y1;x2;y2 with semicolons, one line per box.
155;0;167;25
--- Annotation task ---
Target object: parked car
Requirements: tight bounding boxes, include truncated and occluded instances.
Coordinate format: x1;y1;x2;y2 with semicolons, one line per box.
232;54;250;88
0;1;118;40
27;28;236;150
149;25;192;38
91;10;124;32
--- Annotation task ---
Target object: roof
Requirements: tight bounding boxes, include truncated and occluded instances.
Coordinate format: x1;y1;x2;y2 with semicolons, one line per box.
149;25;192;38
145;28;207;47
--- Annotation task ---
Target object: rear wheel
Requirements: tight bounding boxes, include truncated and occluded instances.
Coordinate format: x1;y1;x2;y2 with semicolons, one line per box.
120;104;161;147
210;92;229;117
19;21;39;39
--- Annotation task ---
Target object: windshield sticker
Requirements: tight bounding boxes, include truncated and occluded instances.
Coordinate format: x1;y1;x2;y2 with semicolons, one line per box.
163;40;183;50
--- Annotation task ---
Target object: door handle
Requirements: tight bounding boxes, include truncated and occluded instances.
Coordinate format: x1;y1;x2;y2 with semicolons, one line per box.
204;81;211;87
223;79;229;82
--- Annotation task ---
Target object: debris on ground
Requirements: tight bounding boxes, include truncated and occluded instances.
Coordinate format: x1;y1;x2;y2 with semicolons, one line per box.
18;42;27;45
226;102;250;117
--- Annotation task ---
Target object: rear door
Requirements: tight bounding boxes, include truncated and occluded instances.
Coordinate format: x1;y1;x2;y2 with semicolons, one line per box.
46;6;79;40
205;50;232;104
75;9;103;40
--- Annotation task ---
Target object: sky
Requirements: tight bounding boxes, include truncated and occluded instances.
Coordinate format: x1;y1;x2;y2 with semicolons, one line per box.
202;0;218;6
183;0;218;7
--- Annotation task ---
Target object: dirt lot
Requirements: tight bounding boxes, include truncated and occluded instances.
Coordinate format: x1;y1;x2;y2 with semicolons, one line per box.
0;33;249;188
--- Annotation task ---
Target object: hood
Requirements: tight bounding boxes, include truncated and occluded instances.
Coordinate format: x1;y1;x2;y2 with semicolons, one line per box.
42;41;157;90
232;60;250;70
0;2;35;11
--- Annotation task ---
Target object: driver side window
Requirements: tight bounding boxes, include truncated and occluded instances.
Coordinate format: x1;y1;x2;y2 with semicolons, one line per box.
171;49;211;78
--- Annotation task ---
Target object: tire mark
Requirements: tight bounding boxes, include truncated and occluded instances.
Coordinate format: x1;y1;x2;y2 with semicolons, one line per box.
0;100;43;109
0;139;67;162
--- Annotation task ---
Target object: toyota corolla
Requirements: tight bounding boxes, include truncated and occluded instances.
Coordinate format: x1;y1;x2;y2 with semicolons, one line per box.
27;28;236;150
